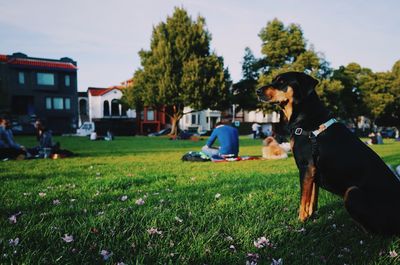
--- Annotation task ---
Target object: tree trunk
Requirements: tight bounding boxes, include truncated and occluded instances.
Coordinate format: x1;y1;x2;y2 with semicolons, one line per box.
169;106;183;136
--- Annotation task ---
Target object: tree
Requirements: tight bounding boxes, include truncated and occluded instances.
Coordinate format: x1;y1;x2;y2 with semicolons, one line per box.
256;19;339;114
377;60;400;130
231;47;259;114
121;73;144;122
331;63;371;127
361;64;400;130
258;19;306;71
241;47;259;80
359;71;395;123
127;7;231;135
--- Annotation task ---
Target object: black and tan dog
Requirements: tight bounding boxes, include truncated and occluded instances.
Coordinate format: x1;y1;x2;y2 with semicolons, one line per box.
257;71;400;234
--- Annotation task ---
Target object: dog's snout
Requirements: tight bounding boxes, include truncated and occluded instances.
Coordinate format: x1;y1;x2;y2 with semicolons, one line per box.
256;87;264;96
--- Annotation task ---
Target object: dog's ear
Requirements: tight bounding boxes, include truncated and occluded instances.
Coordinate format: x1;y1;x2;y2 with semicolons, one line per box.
297;72;319;98
284;72;318;103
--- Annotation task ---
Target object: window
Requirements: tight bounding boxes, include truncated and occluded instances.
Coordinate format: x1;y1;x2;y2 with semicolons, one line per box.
191;114;196;124
45;97;52;109
53;97;64;109
37;73;55;85
18;72;25;84
79;99;87;115
65;98;71;110
103;101;110;116
111;99;120;116
147;109;154;120
65;75;70;86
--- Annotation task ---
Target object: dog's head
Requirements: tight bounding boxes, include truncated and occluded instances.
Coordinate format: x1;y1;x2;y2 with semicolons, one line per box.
263;136;278;146
256;72;319;121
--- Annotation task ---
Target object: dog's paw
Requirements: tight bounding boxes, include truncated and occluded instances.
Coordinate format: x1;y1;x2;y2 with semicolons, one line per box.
299;206;311;222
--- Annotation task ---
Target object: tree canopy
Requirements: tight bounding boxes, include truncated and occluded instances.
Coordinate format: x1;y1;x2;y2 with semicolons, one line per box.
123;7;231;135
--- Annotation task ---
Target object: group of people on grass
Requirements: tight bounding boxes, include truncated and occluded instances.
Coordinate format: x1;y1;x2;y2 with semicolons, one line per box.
0;118;71;161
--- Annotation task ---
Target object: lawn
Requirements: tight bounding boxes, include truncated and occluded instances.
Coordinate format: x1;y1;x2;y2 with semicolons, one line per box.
1;136;400;265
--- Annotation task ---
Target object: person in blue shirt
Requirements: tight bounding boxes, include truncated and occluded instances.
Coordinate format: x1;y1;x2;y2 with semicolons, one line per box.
201;120;239;158
0;118;27;160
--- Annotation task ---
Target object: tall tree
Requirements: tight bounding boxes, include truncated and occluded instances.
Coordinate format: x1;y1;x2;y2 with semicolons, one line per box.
256;19;340;115
359;71;395;123
376;60;400;130
231;47;259;113
258;19;306;71
331;63;371;127
128;7;230;135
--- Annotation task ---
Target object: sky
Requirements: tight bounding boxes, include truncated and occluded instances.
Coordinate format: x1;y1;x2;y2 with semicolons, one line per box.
1;0;399;92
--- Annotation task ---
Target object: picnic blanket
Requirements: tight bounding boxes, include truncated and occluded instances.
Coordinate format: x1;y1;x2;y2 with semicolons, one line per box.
181;151;260;162
210;155;260;163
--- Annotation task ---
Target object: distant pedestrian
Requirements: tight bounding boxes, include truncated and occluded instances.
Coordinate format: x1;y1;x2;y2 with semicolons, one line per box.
252;122;261;139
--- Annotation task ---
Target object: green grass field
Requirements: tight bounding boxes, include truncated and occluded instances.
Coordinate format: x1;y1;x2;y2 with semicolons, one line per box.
1;136;400;264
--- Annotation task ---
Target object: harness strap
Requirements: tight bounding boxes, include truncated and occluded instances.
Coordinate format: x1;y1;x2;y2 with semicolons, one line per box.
292;118;337;164
311;118;337;137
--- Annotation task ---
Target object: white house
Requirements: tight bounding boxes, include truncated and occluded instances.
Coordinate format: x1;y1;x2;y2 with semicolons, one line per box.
179;107;221;132
78;87;135;126
243;109;280;123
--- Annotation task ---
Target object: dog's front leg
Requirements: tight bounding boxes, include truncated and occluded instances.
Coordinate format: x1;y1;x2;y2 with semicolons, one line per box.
299;164;319;222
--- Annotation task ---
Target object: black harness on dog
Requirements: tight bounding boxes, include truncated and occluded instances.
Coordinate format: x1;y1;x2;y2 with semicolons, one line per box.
291;118;337;164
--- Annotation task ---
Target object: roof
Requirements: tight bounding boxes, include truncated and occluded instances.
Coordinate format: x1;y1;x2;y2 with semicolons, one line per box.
0;54;77;70
0;54;7;62
88;87;121;96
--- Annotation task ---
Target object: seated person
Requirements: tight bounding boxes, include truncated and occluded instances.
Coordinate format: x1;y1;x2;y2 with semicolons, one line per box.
104;130;114;141
29;120;59;157
202;119;239;158
0;118;28;160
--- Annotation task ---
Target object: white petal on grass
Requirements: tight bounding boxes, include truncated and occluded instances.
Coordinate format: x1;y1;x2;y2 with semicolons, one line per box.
39;192;46;197
120;195;128;202
8;212;21;224
135;198;145;205
100;249;113;261
253;236;272;249
9;215;17;224
9;238;19;246
271;258;283;265
147;227;162;235
53;199;61;205
389;250;398;258
215;193;221;199
62;234;74;243
174;216;183;223
225;236;234;242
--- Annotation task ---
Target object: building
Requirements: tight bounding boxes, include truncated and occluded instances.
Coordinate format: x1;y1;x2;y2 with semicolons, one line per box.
0;52;78;133
78;86;135;123
77;86;137;135
139;106;169;135
179;107;221;133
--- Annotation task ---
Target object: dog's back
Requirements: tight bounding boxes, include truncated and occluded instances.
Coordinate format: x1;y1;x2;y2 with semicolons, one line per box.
262;136;288;160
